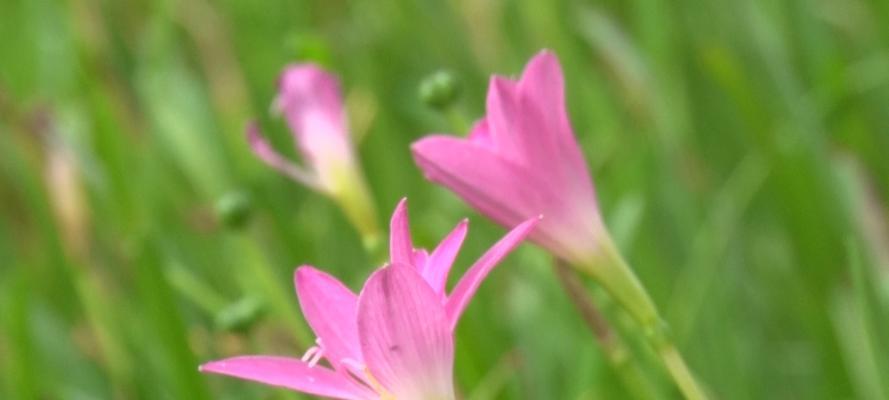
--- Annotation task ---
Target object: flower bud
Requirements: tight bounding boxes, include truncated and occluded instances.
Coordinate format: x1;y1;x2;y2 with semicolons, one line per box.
215;191;252;230
419;70;461;110
247;65;381;245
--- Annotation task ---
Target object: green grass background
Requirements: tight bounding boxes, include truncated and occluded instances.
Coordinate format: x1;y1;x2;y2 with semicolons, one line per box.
2;0;889;399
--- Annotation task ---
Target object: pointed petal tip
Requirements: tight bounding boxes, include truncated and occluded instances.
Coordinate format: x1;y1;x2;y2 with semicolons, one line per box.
445;215;539;329
532;48;557;60
199;356;376;399
519;50;565;90
198;359;228;374
410;137;436;160
391;197;409;219
389;199;415;265
423;218;470;294
293;265;318;284
409;135;471;183
514;215;543;233
197;360;230;374
452;218;470;235
527;49;560;66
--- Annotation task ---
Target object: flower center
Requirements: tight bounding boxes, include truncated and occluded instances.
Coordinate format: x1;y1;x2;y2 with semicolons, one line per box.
363;367;395;400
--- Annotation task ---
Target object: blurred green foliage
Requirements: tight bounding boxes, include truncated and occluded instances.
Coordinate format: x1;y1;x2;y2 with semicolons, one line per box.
1;0;888;399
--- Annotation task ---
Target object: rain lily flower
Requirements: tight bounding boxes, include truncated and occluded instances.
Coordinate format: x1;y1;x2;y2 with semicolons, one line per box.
248;64;379;246
200;201;538;399
411;50;658;326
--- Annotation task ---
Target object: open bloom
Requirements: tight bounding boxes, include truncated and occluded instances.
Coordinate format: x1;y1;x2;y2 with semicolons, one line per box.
249;64;379;244
411;50;602;266
200;201;538;399
412;51;658;325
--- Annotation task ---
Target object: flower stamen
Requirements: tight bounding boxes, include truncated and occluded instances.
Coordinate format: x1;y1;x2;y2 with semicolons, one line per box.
300;338;326;367
300;346;319;363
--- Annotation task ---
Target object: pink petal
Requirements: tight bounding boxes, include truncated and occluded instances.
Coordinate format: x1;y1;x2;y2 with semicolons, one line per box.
467;119;493;149
274;64;355;190
411;135;557;229
357;264;455;400
516;50;595;190
486;66;562;173
275;64;348;153
199;356;375;400
516;50;566;133
294;266;362;369
412;248;429;272
446;217;539;330
423;219;468;296
388;198;415;266
246;123;321;190
518;50;565;111
483;77;522;159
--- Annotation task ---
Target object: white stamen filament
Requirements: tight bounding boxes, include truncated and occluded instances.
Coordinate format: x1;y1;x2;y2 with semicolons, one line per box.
307;347;324;367
300;346;321;363
301;338;328;367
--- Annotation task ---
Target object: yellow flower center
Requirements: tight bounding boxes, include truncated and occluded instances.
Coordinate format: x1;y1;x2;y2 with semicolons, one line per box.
364;368;395;400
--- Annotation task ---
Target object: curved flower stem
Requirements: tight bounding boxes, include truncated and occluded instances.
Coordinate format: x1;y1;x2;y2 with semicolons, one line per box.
657;341;708;400
575;237;710;400
553;259;659;399
329;166;382;254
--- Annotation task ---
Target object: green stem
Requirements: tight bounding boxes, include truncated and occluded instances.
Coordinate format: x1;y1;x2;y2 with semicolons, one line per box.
574;236;709;400
444;105;470;134
657;341;708;400
552;259;659;399
331;165;382;253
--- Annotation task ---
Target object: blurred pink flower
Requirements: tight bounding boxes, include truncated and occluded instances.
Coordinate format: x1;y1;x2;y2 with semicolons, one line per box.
249;64;379;243
200;201;537;399
411;50;604;266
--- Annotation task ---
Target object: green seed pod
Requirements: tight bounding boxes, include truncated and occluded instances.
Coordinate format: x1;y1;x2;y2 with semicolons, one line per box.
419;70;461;110
215;191;252;230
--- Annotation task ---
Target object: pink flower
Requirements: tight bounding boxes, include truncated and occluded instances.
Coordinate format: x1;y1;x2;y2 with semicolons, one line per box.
411;51;660;325
411;50;604;266
249;64;378;242
200;201;538;399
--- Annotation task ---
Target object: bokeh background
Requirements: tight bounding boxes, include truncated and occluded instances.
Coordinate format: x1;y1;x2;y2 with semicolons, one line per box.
2;0;889;399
